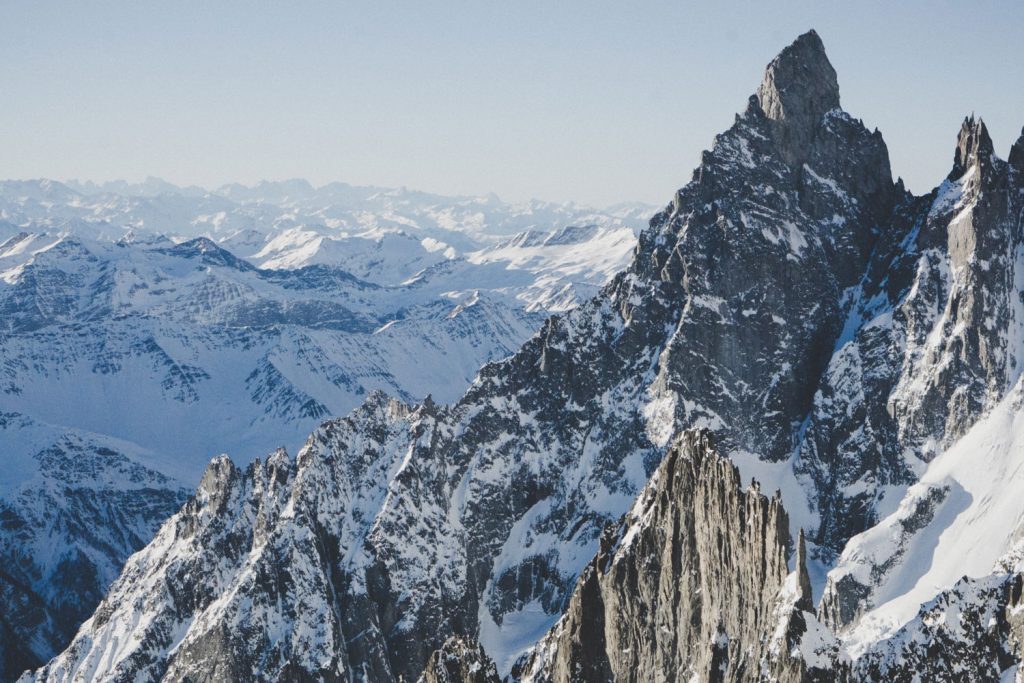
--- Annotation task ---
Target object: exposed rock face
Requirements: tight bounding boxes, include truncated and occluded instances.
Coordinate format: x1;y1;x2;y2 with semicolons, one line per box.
418;637;501;683
757;30;841;167
890;116;1020;446
647;32;894;471
516;431;842;683
797;110;1024;561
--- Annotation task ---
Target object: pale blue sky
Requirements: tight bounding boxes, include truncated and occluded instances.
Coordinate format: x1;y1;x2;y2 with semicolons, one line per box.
2;1;1022;206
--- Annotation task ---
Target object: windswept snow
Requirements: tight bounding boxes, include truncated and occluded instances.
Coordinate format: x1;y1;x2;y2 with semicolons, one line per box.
836;379;1024;655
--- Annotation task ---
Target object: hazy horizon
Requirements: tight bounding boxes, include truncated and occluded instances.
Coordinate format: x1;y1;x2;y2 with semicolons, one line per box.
6;175;658;210
3;1;1023;206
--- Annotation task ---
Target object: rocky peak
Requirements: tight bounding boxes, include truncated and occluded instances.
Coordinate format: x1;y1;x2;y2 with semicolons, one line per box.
1008;126;1024;174
516;431;812;682
796;528;815;613
196;454;239;514
757;29;841;166
418;637;501;683
950;115;995;180
164;237;255;271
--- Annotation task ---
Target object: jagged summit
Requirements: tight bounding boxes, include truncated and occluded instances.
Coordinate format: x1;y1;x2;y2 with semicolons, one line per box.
517;432;840;682
950;114;995;179
1008;126;1024;172
756;29;840;165
163;236;256;271
795;528;814;613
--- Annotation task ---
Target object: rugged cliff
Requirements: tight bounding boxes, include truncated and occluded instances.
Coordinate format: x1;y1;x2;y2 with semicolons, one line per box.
419;637;502;683
516;431;843;683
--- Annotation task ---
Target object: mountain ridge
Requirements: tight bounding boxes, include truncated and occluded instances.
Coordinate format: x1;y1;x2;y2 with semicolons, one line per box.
0;184;644;680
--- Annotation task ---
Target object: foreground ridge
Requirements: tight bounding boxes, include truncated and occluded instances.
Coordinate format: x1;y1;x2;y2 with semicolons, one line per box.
516;430;843;682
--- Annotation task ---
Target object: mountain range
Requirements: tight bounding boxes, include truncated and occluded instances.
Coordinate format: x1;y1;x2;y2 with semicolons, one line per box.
0;177;648;679
9;28;1024;682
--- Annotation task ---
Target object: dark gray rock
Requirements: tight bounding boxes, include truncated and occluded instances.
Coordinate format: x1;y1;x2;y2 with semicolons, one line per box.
799;112;1024;560
757;30;841;167
419;637;501;683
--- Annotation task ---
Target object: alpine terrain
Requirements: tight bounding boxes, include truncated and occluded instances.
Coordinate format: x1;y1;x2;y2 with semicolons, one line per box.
0;183;646;680
14;28;1024;682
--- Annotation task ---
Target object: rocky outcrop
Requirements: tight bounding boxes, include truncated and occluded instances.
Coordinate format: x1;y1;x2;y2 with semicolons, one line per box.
418;637;501;683
884;116;1021;448
516;431;842;683
757;29;841;167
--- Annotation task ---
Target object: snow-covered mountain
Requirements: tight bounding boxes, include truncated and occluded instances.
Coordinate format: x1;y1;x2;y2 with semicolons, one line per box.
0;184;647;680
14;29;1024;683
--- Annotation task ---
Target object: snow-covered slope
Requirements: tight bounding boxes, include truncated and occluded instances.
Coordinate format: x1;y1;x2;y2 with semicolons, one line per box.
466;224;638;311
0;234;541;475
0;183;647;475
826;378;1024;656
0;412;188;680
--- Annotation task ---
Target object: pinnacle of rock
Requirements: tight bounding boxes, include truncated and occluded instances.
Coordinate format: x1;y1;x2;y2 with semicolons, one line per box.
756;29;840;166
1007;126;1024;173
420;637;501;683
796;528;814;612
950;115;995;179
